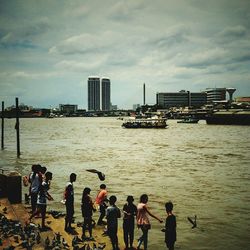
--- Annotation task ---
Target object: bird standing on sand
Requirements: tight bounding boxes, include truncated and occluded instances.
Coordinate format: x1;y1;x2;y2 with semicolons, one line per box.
187;215;197;228
3;207;7;214
97;243;106;249
45;236;50;247
62;238;69;249
36;232;41;244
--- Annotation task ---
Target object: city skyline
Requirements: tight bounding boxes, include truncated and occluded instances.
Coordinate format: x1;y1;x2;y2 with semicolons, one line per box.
0;0;250;109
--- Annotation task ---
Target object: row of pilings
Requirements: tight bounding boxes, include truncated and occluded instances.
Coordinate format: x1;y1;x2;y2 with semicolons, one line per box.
1;97;21;158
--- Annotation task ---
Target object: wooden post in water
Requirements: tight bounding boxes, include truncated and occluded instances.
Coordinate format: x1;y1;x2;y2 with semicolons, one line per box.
1;101;4;150
15;97;21;158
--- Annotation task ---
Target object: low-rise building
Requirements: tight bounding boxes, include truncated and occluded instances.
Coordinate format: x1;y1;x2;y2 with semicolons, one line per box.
156;91;207;108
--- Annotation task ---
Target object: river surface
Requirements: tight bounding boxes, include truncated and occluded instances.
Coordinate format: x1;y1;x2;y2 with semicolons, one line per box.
0;117;250;250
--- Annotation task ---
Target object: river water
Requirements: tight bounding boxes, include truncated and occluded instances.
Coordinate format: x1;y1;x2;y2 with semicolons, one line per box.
0;117;250;250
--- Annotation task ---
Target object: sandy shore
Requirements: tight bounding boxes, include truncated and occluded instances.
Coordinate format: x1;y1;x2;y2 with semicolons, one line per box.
0;198;134;250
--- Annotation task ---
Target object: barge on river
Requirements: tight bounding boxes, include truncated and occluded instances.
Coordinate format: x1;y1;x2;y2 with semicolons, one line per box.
205;110;250;125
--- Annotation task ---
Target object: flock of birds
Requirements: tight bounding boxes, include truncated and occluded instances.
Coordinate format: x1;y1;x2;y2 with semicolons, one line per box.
0;207;106;250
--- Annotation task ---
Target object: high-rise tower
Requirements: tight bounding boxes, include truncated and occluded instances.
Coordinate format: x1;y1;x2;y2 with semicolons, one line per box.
101;78;111;111
88;77;100;111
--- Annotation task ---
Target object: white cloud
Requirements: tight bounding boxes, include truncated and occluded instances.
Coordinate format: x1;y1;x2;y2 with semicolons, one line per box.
54;58;108;72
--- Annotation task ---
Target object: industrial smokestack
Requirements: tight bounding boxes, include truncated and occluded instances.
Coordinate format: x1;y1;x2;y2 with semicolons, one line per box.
143;83;145;105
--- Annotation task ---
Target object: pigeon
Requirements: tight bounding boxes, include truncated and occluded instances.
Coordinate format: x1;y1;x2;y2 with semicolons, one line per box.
86;169;105;181
51;236;57;248
86;244;92;250
55;232;61;244
36;232;41;244
98;243;106;249
187;215;197;229
62;238;70;249
3;246;15;250
3;207;7;214
13;235;19;243
72;236;78;247
45;236;50;247
79;244;86;250
93;243;98;250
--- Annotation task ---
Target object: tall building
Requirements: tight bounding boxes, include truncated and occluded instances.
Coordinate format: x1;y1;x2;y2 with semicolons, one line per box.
101;78;111;111
88;77;100;111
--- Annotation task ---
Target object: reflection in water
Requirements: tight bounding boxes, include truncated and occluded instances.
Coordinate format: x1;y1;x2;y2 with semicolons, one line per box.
1;118;250;249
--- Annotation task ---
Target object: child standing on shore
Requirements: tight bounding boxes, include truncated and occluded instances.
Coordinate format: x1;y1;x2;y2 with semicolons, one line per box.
95;184;108;225
106;195;121;250
64;173;77;232
81;187;95;240
123;195;137;249
162;201;176;250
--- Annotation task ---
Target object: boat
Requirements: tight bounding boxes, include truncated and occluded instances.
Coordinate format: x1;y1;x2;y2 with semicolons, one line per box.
177;117;199;124
122;116;168;129
205;110;250;125
47;113;56;118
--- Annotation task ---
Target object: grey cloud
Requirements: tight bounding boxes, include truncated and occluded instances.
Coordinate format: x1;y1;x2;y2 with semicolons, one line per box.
0;18;50;49
217;25;248;40
235;53;250;63
151;27;190;49
49;31;118;55
54;57;108;72
108;0;146;21
23;19;50;38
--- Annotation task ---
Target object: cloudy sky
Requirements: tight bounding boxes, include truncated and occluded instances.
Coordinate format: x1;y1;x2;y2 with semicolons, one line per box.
0;0;250;109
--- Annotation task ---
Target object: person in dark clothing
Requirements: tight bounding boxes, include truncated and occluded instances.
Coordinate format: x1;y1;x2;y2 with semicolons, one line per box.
81;187;95;240
106;195;121;250
123;195;137;250
64;173;77;232
162;201;176;250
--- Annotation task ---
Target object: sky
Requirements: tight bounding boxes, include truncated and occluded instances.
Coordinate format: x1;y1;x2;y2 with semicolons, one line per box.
0;0;250;109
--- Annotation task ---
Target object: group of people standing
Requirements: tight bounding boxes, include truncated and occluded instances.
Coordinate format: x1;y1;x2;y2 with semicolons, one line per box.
63;173;177;250
26;164;53;230
27;168;176;250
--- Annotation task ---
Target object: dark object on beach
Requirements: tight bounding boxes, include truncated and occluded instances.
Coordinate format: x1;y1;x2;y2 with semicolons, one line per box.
24;194;30;204
86;169;105;181
3;207;7;214
48;210;65;219
187;215;197;228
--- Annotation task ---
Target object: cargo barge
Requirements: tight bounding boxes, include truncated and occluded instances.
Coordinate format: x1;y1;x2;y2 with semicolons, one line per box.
205;110;250;125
